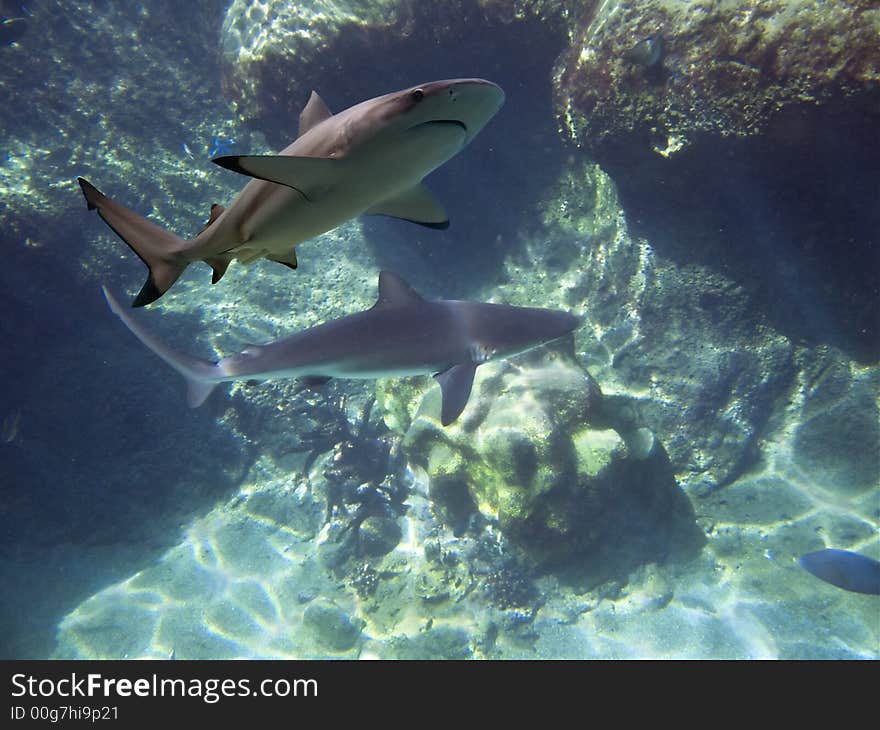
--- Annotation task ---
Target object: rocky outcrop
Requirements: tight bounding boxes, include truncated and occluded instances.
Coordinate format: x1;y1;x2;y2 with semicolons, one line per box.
554;0;880;362
219;0;571;141
397;355;704;577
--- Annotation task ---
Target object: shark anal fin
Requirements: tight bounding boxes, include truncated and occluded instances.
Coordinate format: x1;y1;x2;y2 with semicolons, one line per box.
298;91;333;137
365;183;449;229
267;250;298;271
434;362;478;426
212;155;342;201
134;278;162;308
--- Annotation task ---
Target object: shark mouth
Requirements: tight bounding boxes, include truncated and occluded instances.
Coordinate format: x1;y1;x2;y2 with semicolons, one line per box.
410;119;468;133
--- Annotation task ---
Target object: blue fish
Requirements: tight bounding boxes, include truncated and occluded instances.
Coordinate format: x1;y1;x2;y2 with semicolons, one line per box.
208;136;234;157
799;549;880;596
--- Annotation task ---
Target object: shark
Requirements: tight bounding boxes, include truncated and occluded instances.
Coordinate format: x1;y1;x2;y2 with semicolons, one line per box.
78;78;505;307
102;271;580;426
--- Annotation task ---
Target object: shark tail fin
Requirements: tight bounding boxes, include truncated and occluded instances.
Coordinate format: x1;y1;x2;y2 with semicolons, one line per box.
102;285;221;407
79;178;189;307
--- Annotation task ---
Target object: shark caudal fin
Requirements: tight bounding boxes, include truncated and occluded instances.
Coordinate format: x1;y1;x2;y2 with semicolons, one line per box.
102;286;221;407
79;178;188;307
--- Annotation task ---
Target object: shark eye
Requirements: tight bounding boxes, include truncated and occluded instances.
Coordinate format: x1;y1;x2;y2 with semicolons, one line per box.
411;88;424;102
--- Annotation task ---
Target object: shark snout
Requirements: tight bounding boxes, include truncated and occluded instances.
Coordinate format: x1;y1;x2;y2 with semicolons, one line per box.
416;78;505;145
545;310;581;344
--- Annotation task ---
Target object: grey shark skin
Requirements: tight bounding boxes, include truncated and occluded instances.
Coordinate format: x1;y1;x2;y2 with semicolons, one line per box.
78;78;505;307
102;272;580;426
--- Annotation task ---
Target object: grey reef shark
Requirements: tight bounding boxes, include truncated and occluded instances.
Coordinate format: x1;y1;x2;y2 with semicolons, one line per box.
102;271;580;426
78;78;505;307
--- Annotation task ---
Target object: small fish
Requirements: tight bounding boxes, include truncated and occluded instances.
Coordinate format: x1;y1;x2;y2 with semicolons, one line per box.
626;35;664;68
0;16;26;46
799;549;880;596
1;409;20;443
208;136;235;158
182;142;194;160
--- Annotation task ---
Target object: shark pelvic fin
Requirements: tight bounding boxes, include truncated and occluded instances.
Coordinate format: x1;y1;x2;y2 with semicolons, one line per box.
298;91;333;137
198;203;225;234
212;155;342;201
365;184;449;229
267;250;298;271
78;178;188;307
434;362;478;426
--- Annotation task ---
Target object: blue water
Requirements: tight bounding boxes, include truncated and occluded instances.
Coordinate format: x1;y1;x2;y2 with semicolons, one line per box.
0;1;877;660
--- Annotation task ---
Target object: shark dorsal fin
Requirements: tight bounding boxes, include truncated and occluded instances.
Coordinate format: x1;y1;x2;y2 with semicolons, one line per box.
375;271;424;308
298;91;332;137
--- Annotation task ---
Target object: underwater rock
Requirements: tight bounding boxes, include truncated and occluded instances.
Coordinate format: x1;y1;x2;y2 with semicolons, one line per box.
357;515;403;557
302;599;365;652
554;0;880;361
399;354;703;572
790;349;880;497
556;0;879;157
498;163;798;492
219;0;569;139
624;35;663;68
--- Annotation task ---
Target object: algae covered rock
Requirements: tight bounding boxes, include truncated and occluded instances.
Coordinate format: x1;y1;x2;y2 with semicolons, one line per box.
401;354;702;570
553;0;880;361
358;515;403;557
555;0;880;157
505;155;800;492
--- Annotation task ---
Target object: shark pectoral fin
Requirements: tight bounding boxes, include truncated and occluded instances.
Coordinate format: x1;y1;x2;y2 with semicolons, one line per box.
267;250;298;271
298;91;332;137
434;362;478;426
212;155;342;201
365;184;450;229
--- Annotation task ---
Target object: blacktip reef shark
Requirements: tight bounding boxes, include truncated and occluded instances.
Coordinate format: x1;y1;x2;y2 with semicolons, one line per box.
78;78;505;307
102;271;580;426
